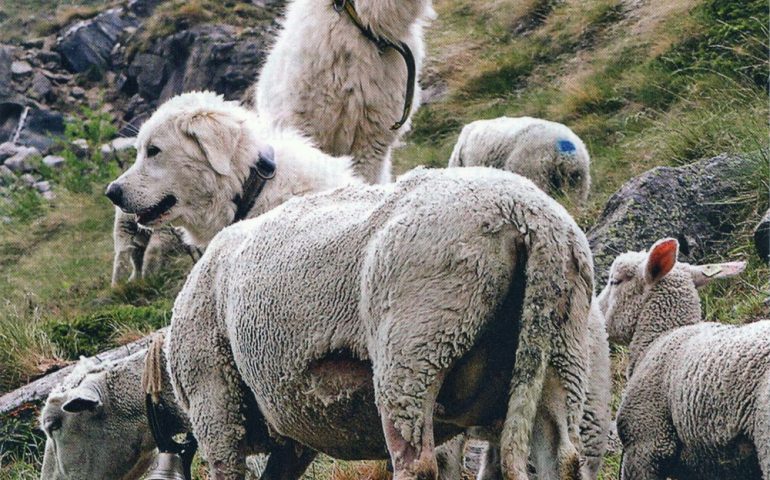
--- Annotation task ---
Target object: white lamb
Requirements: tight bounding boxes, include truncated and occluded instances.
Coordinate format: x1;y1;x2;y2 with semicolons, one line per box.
255;0;433;184
597;238;767;479
448;117;591;203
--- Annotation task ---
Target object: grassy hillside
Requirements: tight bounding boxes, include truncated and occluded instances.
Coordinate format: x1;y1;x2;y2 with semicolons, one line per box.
1;0;768;478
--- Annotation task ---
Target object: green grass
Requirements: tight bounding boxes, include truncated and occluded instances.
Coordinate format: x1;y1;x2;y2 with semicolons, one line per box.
0;0;112;43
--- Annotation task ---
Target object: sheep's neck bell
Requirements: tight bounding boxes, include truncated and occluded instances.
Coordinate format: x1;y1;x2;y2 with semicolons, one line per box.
144;394;197;480
145;452;188;480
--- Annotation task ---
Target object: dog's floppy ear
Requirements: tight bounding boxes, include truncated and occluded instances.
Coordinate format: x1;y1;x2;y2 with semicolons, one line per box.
179;110;242;176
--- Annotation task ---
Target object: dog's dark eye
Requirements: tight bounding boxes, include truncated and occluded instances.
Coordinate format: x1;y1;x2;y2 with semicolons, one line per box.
610;277;624;286
147;145;161;158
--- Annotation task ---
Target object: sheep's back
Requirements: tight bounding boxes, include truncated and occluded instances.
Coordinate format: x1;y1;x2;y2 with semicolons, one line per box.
635;321;770;475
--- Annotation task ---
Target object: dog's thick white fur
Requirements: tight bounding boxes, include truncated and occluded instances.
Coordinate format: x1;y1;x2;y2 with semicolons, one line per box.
107;91;361;249
255;0;434;184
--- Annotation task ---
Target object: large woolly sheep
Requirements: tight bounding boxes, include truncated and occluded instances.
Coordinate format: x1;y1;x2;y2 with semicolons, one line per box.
597;238;765;479
166;162;595;479
443;301;611;480
448;117;591;203
254;0;433;184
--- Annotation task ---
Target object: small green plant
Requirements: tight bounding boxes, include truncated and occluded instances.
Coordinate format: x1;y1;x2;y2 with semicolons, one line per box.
0;182;47;224
0;403;45;477
52;107;121;194
46;304;172;359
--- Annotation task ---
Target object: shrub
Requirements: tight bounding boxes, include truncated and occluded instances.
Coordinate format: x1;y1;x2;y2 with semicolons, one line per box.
46;304;171;359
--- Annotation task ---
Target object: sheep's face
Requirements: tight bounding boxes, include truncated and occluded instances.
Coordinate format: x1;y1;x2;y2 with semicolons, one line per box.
598;238;746;346
40;370;155;480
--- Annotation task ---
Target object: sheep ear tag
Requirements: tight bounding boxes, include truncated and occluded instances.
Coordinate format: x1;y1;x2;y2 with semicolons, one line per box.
701;264;724;278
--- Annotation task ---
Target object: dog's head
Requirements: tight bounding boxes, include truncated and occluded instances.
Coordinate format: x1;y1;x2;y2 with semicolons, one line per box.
106;91;265;236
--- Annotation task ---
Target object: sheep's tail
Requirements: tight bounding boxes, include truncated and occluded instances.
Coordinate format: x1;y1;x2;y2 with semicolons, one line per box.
499;221;593;479
142;332;166;404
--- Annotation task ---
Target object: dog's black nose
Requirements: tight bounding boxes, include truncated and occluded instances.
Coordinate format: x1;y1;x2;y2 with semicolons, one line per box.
105;183;124;207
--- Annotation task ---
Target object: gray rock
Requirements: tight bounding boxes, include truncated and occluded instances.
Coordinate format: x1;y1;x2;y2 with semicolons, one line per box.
0;46;14;99
3;146;40;173
754;209;770;263
57;8;139;73
40;69;72;84
126;23;277;103
42;190;55;201
34;180;51;192
15;108;66;154
20;173;37;186
0;165;15;185
30;72;54;100
42;154;66;169
127;53;169;100
71;86;86;98
588;154;763;283
0;141;19;161
100;136;135;156
71;138;89;156
36;50;61;66
21;38;45;49
10;61;32;77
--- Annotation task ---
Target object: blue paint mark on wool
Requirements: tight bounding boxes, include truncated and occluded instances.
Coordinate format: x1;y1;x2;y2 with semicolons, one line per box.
557;139;576;154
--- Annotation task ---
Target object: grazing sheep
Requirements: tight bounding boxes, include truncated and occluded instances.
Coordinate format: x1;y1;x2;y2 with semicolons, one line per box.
39;351;183;480
255;0;433;184
597;238;764;479
38;345;268;480
106;91;361;250
448;117;591;203
439;301;611;480
167;163;594;480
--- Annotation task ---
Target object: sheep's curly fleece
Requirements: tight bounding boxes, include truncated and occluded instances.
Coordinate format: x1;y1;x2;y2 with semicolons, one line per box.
448;116;591;203
167;166;594;479
599;250;770;479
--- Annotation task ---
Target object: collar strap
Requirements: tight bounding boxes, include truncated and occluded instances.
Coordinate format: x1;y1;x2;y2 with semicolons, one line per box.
333;0;416;130
145;395;197;480
232;147;276;224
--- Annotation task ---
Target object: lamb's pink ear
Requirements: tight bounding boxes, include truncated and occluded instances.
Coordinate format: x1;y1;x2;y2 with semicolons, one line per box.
645;238;678;283
180;111;242;176
691;261;746;288
61;386;102;413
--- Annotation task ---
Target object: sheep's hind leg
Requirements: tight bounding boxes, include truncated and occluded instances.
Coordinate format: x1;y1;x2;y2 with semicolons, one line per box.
259;440;316;480
376;361;445;480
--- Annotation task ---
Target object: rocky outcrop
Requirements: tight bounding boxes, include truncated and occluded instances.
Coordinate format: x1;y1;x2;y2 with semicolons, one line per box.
118;23;277;125
56;8;139;74
588;154;764;283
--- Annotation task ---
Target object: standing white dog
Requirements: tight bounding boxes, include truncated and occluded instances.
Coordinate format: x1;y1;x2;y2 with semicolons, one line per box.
255;0;433;184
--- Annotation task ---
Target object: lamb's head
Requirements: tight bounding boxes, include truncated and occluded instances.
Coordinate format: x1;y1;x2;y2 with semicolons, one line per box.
597;238;746;346
39;354;156;480
105;91;273;245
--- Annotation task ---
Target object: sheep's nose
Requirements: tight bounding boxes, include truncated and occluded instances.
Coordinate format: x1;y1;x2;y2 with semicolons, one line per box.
105;182;124;207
